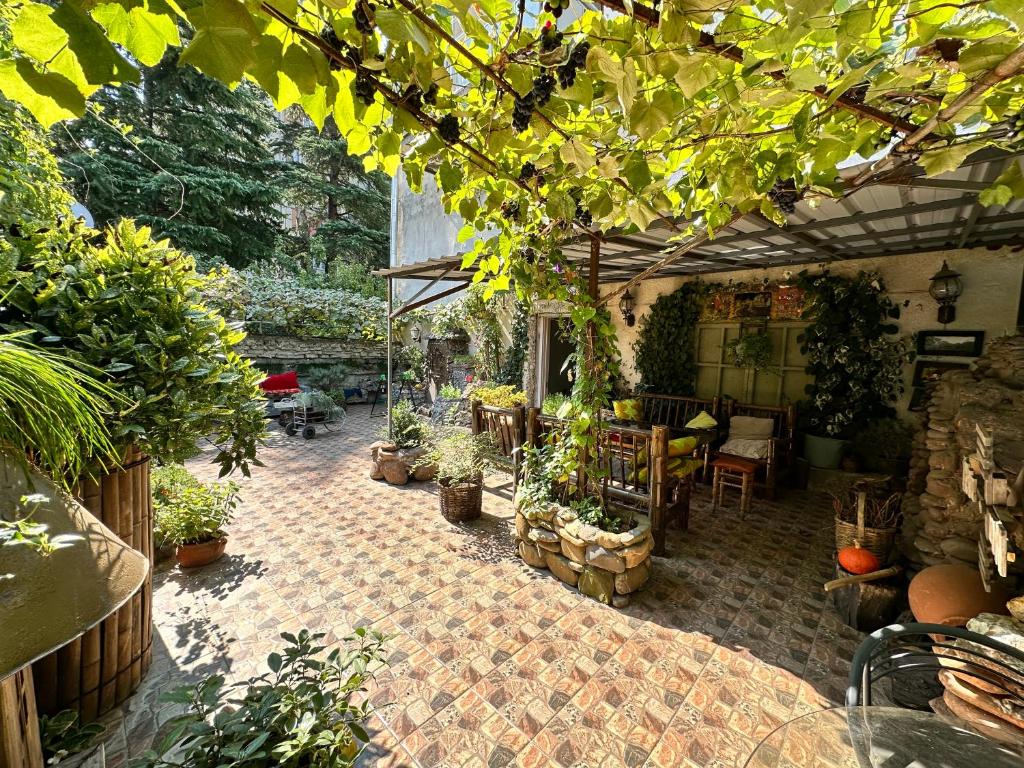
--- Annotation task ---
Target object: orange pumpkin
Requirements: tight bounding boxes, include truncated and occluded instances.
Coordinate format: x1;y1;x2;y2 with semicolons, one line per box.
838;542;880;575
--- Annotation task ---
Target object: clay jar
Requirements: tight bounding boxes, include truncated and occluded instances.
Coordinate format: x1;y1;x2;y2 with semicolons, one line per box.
908;564;1009;626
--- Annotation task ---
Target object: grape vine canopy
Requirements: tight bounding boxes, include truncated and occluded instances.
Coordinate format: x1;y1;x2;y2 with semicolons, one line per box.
2;0;1024;293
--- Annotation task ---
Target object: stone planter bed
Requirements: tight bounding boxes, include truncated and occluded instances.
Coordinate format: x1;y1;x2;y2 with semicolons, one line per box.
369;442;436;485
515;495;653;607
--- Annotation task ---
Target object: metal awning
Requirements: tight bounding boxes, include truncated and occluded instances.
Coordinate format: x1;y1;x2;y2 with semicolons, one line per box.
376;149;1024;284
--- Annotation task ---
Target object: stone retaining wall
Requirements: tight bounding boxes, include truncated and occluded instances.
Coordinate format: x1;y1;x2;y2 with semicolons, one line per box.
902;334;1024;570
515;496;652;607
238;334;386;365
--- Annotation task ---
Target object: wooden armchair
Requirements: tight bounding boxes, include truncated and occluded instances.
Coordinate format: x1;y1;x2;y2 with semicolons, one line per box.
717;401;796;499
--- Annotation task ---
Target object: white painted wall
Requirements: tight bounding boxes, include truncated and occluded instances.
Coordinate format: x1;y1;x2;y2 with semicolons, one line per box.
605;246;1024;412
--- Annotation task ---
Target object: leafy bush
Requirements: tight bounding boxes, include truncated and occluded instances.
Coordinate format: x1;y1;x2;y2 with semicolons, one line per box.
2;220;266;476
438;383;463;399
851;417;916;471
496;300;528;387
209;266;388;341
419;428;495;485
40;710;104;765
541;392;569;416
136;629;386;768
385;399;428;448
724;332;774;372
396;345;426;382
153;464;238;546
797;270;913;438
632;282;708;394
468;383;527;408
572;496;631;534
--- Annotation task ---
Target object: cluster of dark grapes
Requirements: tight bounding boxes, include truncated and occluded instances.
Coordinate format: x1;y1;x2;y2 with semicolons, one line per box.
768;179;800;214
423;83;438;105
501;200;521;220
557;41;589;89
437;114;460;143
402;84;423;111
519;247;537;264
540;21;562;52
575;203;592;227
513;90;534;133
519;162;540;183
543;0;569;18
532;73;555;107
353;1;375;34
355;72;376;105
846;84;868;104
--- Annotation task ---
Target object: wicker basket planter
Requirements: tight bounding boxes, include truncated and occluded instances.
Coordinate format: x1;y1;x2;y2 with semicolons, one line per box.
835;516;898;564
514;495;653;607
438;474;483;523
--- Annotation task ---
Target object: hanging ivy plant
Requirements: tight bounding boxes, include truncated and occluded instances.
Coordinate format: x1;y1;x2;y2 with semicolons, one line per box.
724;332;775;373
797;270;914;439
632;282;708;395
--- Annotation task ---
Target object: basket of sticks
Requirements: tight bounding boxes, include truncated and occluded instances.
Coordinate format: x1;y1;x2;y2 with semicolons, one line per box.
833;479;902;565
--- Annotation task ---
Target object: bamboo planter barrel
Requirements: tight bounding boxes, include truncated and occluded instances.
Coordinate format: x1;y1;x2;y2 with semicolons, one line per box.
0;669;43;768
31;447;154;724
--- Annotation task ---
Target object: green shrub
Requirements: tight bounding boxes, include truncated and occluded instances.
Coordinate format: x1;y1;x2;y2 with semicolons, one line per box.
385;399;427;448
468;383;526;408
2;220;266;476
418;428;495;485
153;464;238;546
136;629;386;768
632;282;708;395
438;383;463;399
541;392;569;416
39;710;104;764
851;417;916;471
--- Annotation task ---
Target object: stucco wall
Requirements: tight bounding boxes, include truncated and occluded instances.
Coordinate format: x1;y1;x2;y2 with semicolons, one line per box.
603;246;1023;412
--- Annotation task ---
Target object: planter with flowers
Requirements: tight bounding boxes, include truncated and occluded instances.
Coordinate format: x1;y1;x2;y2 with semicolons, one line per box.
416;428;496;522
514;445;652;607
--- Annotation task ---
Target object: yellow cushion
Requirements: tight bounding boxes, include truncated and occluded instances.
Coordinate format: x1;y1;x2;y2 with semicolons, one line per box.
685;410;718;429
613;399;644;421
668;436;698;457
668;457;704;479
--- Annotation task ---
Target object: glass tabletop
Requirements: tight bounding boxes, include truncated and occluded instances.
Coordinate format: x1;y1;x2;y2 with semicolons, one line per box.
743;706;1024;768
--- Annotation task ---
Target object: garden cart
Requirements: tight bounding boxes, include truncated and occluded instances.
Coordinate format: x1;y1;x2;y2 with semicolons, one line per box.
284;391;346;439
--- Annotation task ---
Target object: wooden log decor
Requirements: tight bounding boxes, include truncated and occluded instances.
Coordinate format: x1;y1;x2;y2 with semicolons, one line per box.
31;447;154;723
0;669;43;768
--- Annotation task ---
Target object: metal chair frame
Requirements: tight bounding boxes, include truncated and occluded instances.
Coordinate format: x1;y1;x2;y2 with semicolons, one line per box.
847;622;1024;708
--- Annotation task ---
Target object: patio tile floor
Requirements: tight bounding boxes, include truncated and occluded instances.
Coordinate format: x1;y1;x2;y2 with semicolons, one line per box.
91;405;864;768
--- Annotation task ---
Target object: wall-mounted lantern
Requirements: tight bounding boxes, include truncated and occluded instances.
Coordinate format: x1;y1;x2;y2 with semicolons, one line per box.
928;261;962;324
619;288;636;327
410;324;422;342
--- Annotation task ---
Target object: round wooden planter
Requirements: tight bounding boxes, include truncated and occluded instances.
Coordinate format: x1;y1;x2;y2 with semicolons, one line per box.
0;669;43;768
438;474;483;523
31;447;154;724
175;537;227;568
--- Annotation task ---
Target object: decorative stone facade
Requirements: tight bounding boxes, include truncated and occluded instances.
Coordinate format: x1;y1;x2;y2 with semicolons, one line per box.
515;495;653;607
902;335;1024;571
238;334;386;365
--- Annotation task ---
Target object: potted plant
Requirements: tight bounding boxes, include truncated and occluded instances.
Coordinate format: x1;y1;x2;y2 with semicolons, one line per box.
370;399;433;484
797;271;913;469
153;464;238;568
724;332;775;373
851;417;916;478
418;428;495;522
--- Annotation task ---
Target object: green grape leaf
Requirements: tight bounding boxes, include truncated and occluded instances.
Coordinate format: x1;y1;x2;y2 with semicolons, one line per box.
91;1;181;68
51;0;139;86
0;59;86;127
180;0;259;85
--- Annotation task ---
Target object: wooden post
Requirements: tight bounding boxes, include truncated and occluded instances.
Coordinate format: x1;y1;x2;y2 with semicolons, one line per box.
511;405;525;493
470;398;481;435
578;235;601;501
651;425;669;556
526;407;540;448
0;669;44;768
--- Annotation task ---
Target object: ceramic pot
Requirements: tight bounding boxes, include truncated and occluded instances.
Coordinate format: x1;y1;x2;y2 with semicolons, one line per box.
175;537;227;568
804;433;846;469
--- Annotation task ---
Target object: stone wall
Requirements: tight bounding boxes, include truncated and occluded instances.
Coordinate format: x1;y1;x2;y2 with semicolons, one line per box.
237;334;387;391
902;334;1024;569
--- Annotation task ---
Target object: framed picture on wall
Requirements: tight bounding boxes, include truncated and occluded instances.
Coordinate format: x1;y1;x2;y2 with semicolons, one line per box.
915;330;984;357
912;360;970;387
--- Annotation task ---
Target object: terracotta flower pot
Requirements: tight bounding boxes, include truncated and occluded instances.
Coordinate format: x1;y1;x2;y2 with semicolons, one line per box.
175;537;227;568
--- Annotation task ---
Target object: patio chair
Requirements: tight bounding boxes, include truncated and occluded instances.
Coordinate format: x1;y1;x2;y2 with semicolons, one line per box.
636;393;721;431
714;401;795;499
847;622;1024;719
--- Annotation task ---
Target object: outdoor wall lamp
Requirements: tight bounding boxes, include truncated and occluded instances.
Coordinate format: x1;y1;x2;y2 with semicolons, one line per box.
928;260;962;324
619;288;636;327
410;324;422;342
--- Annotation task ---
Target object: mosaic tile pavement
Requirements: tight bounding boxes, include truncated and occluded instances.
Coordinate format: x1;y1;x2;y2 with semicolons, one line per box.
91;405;865;768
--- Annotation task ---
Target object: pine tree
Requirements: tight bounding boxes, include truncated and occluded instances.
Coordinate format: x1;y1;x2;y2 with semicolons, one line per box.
282;113;391;274
55;46;285;269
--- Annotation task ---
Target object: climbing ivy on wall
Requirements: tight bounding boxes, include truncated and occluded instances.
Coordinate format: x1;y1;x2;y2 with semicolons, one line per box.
632;283;709;395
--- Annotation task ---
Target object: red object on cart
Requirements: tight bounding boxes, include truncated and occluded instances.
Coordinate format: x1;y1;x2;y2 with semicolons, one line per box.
259;370;301;396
